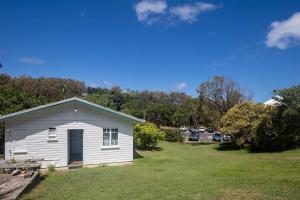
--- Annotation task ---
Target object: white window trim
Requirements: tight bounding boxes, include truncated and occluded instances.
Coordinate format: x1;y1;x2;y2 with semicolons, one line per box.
102;128;119;149
13;150;28;154
101;146;120;150
48;127;58;141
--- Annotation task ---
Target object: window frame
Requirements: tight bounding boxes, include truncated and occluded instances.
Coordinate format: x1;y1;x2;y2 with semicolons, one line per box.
102;128;119;148
13;128;28;154
103;128;111;146
48;127;58;141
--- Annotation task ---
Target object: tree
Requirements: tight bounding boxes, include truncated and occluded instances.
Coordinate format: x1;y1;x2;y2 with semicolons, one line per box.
194;98;222;129
197;76;251;114
0;74;86;102
86;86;130;111
146;103;174;127
254;85;300;151
220;102;271;148
0;85;42;144
171;106;190;127
273;85;300;137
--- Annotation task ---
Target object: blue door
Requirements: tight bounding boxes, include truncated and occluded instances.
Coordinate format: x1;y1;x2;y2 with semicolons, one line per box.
68;129;83;164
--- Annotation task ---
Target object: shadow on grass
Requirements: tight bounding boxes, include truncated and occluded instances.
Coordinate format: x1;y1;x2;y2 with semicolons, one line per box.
247;147;294;153
214;142;297;153
190;142;214;146
20;172;47;198
135;146;163;152
133;150;144;159
214;142;240;151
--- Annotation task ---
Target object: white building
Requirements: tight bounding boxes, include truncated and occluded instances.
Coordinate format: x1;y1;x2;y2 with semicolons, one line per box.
264;96;282;106
0;97;144;168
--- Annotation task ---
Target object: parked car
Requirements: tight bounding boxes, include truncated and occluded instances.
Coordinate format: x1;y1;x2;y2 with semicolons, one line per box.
188;128;198;134
206;128;214;133
179;126;188;131
189;131;200;141
198;128;206;138
223;134;231;141
212;132;222;142
198;128;206;133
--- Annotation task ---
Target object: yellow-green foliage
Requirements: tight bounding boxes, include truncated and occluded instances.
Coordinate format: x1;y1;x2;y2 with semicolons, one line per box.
134;122;164;149
47;164;56;173
220;101;272;148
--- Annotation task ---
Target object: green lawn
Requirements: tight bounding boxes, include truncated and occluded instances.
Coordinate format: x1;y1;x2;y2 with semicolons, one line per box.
22;142;300;200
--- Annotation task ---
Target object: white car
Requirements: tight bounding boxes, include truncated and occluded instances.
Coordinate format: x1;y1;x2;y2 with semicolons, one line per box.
198;128;206;133
223;134;231;141
179;126;188;131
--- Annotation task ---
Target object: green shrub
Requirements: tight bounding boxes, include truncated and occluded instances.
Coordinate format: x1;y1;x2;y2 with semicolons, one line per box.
134;122;164;149
220;102;271;149
163;129;183;142
47;164;56;172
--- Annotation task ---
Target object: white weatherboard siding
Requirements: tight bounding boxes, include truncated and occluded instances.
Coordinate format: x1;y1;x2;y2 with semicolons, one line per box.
5;102;134;168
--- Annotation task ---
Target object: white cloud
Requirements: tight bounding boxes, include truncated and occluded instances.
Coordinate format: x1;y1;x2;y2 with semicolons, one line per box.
20;57;45;65
135;0;167;22
170;2;218;23
134;1;218;25
266;12;300;49
174;82;188;90
103;80;114;86
90;83;98;88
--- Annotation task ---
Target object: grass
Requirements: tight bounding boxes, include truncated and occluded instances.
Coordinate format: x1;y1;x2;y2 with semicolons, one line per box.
22;142;300;200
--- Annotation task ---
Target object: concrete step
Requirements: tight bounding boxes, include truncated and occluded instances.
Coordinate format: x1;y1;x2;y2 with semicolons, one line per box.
68;161;83;169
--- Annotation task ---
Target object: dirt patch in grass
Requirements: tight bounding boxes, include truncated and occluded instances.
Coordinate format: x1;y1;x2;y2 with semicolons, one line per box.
219;188;268;200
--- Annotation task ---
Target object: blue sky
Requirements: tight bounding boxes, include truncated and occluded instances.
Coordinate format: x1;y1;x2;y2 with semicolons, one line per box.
0;0;300;102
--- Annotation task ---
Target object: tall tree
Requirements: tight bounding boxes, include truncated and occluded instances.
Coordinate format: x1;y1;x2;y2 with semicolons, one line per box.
197;76;251;114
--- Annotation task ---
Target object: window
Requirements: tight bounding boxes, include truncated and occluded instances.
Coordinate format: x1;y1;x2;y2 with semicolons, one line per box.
13;129;27;154
48;127;57;139
103;128;118;146
111;129;118;145
103;129;110;146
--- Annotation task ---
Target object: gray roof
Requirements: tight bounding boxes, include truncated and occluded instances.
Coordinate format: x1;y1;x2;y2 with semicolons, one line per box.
0;97;145;123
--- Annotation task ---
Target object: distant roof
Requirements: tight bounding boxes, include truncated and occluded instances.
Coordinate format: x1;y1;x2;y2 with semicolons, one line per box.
264;96;282;106
0;97;145;123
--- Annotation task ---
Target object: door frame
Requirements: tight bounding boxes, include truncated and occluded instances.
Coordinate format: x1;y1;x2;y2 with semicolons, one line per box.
67;129;84;165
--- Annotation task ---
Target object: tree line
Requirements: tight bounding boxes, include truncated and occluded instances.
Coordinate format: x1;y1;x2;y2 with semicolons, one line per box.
1;73;298;151
86;76;251;128
0;73;250;143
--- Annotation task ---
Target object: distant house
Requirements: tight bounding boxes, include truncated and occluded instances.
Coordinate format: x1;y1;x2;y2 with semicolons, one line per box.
264;96;282;106
0;97;144;168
